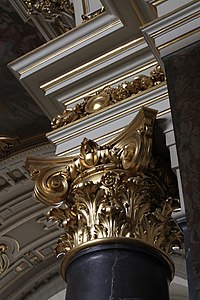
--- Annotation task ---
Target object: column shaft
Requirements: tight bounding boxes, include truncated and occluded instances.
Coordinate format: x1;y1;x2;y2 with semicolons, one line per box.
63;240;172;300
163;40;200;299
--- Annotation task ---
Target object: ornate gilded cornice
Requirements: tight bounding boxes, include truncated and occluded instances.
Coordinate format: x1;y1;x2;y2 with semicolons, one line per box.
51;65;165;130
26;107;183;262
23;0;75;33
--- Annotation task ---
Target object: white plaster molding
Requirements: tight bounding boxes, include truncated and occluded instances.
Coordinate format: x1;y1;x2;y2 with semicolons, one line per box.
165;130;186;220
8;1;125;78
8;0;156;119
43;38;151;99
141;1;200;63
0;143;54;166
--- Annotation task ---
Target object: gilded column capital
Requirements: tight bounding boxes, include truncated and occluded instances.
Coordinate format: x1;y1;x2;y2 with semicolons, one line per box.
26;107;183;273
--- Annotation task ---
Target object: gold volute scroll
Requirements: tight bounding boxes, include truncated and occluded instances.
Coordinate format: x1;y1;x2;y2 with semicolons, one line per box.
26;107;183;263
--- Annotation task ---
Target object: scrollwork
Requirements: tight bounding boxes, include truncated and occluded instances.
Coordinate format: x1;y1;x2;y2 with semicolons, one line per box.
120;131;148;170
27;107;183;259
34;167;69;206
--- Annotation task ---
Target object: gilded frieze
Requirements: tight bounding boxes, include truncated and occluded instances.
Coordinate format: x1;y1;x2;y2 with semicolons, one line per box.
51;65;165;129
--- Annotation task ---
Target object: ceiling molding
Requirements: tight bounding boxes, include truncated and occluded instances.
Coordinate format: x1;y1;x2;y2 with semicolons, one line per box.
8;0;157;119
141;0;200;65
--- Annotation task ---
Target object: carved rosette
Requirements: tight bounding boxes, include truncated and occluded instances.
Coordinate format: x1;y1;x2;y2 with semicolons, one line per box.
26;108;183;262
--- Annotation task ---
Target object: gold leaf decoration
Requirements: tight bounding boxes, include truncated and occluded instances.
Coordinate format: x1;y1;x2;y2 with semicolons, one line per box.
51;65;165;129
23;0;74;19
47;168;183;256
23;0;75;34
34;167;70;206
26;107;183;260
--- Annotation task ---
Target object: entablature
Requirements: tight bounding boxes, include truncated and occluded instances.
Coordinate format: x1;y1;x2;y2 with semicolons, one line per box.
8;0;157;119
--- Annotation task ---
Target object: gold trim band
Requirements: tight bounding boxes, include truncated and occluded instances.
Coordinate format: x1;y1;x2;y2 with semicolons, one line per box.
158;27;200;51
19;19;122;75
63;60;157;106
149;0;167;7
40;38;144;91
150;10;200;39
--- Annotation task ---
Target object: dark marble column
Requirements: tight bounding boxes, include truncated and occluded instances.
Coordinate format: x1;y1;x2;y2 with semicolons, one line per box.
181;223;198;300
163;41;200;299
63;240;172;300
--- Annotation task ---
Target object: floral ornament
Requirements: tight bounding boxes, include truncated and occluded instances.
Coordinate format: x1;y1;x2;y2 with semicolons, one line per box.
51;65;166;129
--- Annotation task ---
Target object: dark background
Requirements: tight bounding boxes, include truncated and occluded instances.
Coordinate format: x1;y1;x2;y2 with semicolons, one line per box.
0;0;50;140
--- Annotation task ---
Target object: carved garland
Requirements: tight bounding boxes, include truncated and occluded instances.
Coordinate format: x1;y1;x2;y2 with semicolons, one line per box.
51;65;165;129
23;0;74;17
